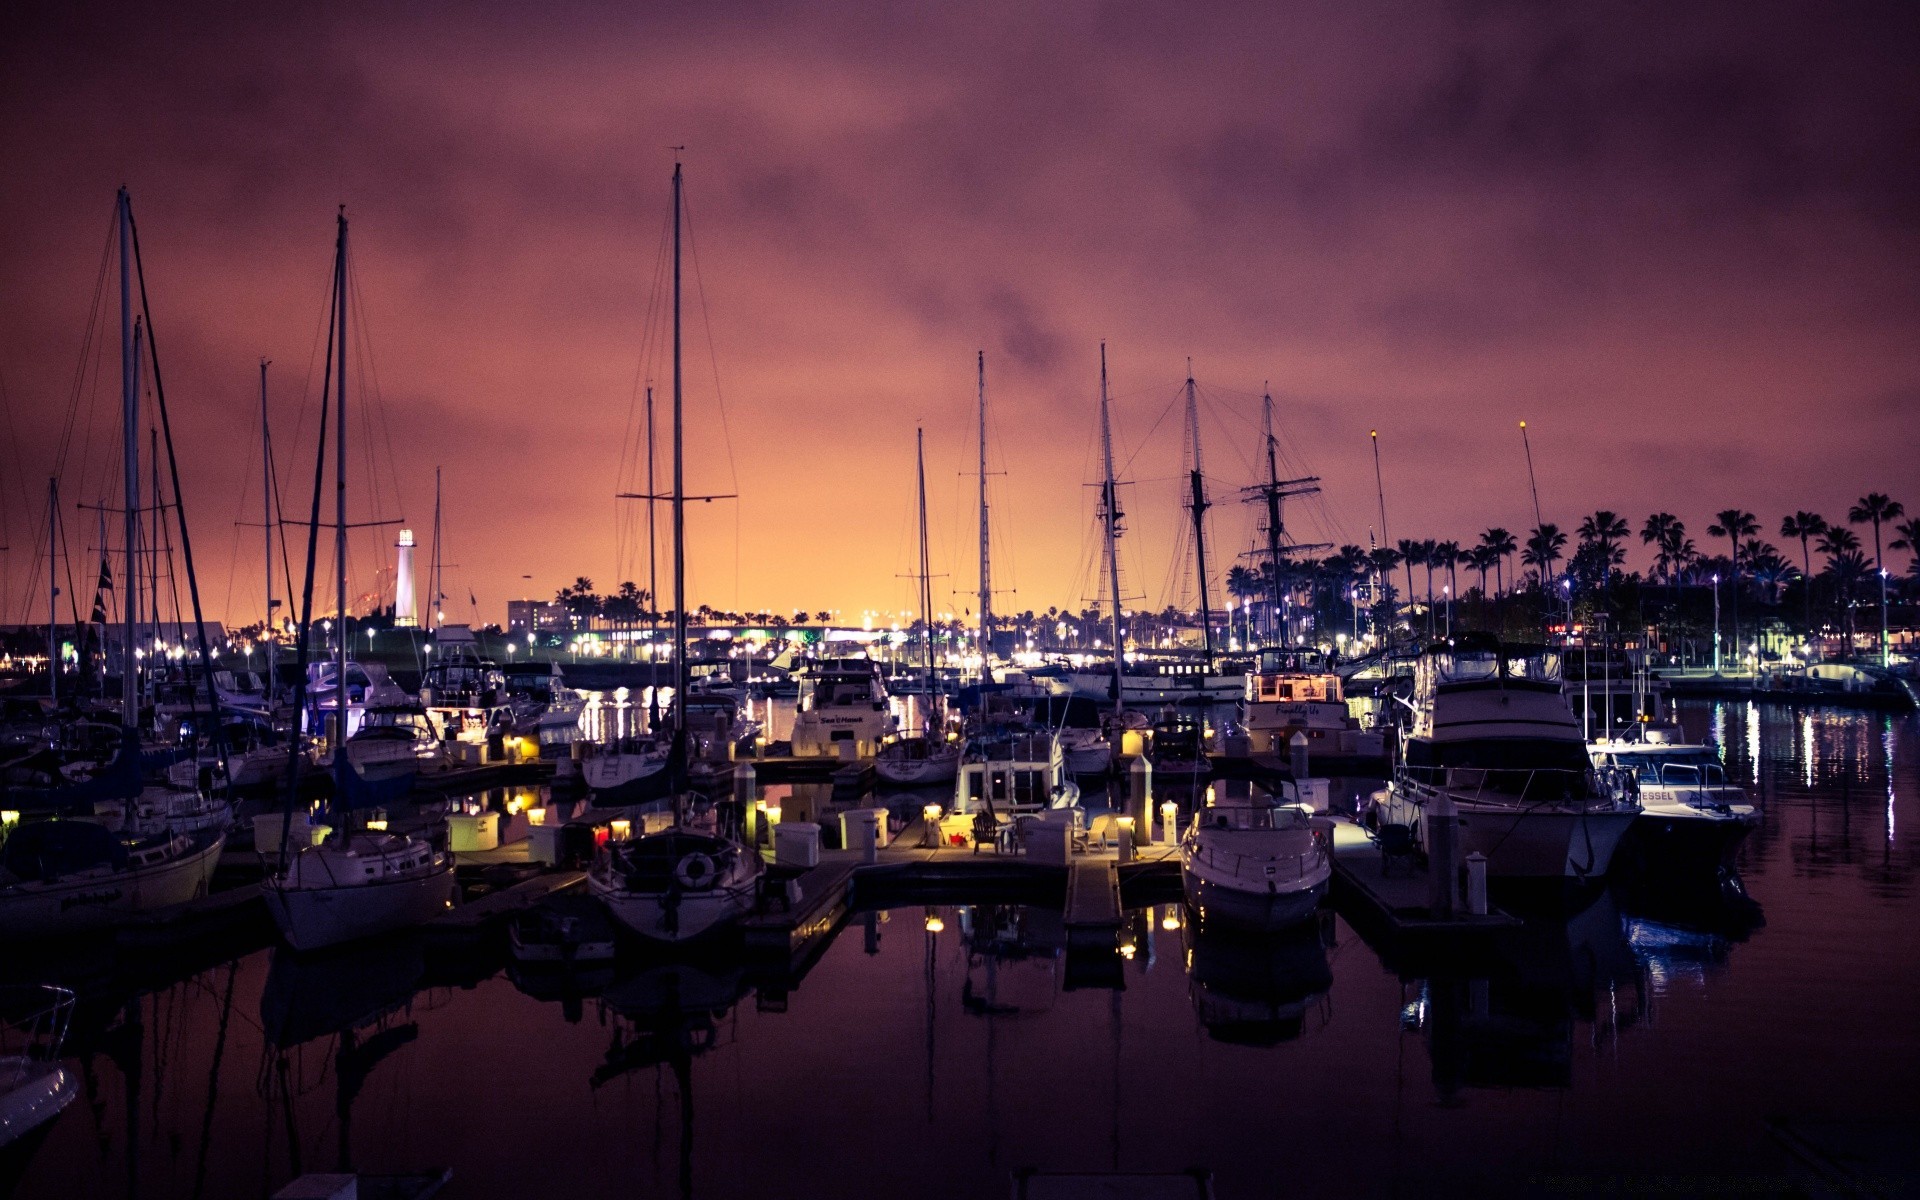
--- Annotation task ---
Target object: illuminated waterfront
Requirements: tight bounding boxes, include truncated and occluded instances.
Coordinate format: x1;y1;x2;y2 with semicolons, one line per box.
4;699;1916;1198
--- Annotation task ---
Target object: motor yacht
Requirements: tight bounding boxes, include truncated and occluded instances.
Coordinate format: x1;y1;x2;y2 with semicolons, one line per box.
1181;781;1331;931
789;658;895;757
1589;739;1759;879
1371;634;1639;882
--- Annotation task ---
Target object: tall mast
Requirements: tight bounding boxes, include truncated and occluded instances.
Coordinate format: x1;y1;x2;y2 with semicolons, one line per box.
976;351;991;678
261;358;275;690
645;383;657;635
427;467;440;631
671;157;687;795
47;478;58;707
916;427;935;723
1097;344;1125;708
1184;369;1215;673
119;188;138;728
333;210;349;795
1238;391;1320;649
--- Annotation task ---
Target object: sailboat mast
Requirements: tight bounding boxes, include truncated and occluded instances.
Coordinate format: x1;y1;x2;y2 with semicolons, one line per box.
1098;343;1125;709
671;159;688;789
119;188;138;728
916;426;934;720
262;358;275;689
431;466;443;631
1184;370;1215;672
333;210;349;794
47;478;57;707
1261;391;1284;646
976;351;991;678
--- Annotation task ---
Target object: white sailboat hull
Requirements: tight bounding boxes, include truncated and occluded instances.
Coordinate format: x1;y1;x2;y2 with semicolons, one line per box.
588;871;758;944
0;833;223;940
264;857;457;951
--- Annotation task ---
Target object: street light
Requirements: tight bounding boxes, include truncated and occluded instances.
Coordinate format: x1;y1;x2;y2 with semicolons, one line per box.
1711;573;1722;674
1880;568;1891;668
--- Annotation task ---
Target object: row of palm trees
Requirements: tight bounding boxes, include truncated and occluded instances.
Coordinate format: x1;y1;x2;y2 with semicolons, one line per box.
1219;494;1913;651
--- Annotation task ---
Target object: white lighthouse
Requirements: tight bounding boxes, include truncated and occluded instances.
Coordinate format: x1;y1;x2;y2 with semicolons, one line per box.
394;528;419;628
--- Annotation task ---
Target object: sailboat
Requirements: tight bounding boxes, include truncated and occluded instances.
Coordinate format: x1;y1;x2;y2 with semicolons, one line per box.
877;428;959;786
1067;364;1245;705
263;209;455;952
0;191;225;940
589;159;764;944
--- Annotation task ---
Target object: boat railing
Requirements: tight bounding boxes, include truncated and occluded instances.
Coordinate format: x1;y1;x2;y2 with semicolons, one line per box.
1397;763;1636;810
1;984;75;1085
1184;834;1328;882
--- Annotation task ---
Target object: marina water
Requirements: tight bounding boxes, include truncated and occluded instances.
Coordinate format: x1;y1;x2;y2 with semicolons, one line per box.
5;700;1916;1198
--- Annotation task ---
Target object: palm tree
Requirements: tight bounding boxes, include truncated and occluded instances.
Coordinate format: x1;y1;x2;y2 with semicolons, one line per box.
1641;513;1679;580
1395;539;1422;627
1415;538;1441;633
1824;548;1872;652
1780;511;1827;631
1890;518;1920;574
1225;565;1260;644
1522;523;1566;586
1480;528;1517;596
1707;510;1758;651
1578;511;1629;590
1467;544;1495;598
1434;540;1462;614
1849;493;1905;573
1660;530;1697;584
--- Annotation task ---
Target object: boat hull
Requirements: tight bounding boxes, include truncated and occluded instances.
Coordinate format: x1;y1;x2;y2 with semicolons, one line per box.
0;1060;77;1151
1615;809;1757;879
1444;803;1639;880
0;833;223;940
1182;869;1328;931
588;873;758;944
264;859;457;952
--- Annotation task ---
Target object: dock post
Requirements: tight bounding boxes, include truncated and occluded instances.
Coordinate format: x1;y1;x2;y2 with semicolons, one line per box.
1289;730;1309;781
735;763;757;844
1127;755;1152;848
1464;851;1487;916
1427;790;1460;917
1159;800;1179;845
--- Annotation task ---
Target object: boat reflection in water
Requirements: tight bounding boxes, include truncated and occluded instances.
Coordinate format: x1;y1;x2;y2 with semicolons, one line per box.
260;935;429;1180
1181;913;1334;1045
1400;890;1649;1100
593;960;751;1200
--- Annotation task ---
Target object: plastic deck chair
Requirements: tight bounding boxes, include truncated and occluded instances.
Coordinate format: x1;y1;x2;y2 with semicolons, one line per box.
1086;812;1122;851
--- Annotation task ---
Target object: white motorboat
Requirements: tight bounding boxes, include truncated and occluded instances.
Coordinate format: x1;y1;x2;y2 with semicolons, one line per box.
1242;649;1386;758
0;820;223;939
1066;659;1248;706
1181;782;1331;930
875;733;961;785
265;832;457;951
1589;740;1760;878
589;827;763;944
953;726;1081;816
1;985;78;1151
1030;697;1114;776
789;658;896;756
583;737;671;804
1372;634;1639;882
675;693;761;757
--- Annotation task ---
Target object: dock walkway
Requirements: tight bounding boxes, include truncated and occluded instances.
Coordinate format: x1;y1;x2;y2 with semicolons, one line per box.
1326;815;1518;936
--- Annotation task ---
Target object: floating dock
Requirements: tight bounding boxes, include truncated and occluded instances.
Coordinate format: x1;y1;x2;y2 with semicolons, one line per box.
1325;815;1519;939
427;870;587;945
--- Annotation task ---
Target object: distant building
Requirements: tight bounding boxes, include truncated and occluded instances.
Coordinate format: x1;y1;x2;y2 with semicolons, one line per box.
506;599;570;634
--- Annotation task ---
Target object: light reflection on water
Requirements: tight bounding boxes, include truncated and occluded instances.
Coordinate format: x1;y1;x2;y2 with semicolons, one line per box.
6;700;1918;1198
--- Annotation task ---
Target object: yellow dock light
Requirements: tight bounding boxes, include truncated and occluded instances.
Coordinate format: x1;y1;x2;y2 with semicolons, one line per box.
1161;905;1181;931
924;910;945;933
609;818;632;841
527;806;548;826
763;804;781;826
365;817;388;832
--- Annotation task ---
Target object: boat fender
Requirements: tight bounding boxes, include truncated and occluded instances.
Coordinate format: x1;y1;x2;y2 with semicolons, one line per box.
674;852;717;889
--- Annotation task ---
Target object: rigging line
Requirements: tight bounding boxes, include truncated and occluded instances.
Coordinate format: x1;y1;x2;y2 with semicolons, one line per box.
678;184;741;496
50;210;115;480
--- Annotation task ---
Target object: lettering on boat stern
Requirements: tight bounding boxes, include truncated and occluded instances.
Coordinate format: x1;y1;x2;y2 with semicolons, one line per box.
61;887;125;911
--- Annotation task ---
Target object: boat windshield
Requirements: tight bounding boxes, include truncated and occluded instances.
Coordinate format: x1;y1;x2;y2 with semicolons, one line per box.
1599;748;1723;785
1200;803;1314;831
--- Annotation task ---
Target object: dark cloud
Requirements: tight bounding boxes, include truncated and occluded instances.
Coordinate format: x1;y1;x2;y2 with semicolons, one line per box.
1;0;1917;619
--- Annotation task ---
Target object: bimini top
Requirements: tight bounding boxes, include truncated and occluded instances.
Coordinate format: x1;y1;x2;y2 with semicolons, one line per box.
1415;633;1562;693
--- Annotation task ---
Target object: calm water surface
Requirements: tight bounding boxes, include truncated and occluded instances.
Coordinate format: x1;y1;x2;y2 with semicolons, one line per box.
5;701;1917;1199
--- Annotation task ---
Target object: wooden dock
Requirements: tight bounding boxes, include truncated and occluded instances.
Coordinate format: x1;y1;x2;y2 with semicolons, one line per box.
427;870;587;944
1325;816;1519;937
742;860;858;965
1062;860;1122;946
